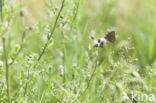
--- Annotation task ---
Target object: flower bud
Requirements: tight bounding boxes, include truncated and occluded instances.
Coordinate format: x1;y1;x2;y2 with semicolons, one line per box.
73;64;77;68
90;35;94;39
60;15;63;18
20;9;24;16
55;7;58;11
28;25;33;30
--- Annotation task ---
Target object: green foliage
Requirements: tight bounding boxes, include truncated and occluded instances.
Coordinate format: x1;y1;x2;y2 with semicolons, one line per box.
0;0;156;103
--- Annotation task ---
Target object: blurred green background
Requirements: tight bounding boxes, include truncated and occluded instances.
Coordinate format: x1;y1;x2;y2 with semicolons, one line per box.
20;0;156;66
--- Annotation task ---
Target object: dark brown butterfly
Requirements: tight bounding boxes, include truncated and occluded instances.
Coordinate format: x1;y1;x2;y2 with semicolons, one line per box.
105;30;116;43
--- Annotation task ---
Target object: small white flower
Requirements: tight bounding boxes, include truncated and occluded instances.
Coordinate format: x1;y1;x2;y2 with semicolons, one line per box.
58;65;64;76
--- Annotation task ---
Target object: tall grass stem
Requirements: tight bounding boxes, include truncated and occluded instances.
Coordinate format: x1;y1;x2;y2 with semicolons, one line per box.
2;37;10;103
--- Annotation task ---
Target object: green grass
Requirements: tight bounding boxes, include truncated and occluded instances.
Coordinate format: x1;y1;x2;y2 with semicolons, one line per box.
0;0;156;103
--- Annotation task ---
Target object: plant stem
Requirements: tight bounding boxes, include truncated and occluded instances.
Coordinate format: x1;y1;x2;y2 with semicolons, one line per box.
2;37;10;103
37;0;66;61
24;69;29;97
78;49;99;100
8;30;26;66
70;0;81;32
24;0;66;97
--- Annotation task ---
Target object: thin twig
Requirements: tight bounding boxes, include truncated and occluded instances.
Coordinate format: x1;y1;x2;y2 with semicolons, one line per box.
78;49;99;100
74;0;81;22
24;0;66;97
37;0;66;61
2;37;10;103
24;69;29;97
70;0;81;32
8;30;26;65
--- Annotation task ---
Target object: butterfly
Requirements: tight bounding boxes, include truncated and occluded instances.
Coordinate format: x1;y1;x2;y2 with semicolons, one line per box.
104;30;116;43
92;29;116;48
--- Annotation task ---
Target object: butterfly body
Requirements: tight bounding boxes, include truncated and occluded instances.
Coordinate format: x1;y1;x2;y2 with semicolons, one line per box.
105;30;116;43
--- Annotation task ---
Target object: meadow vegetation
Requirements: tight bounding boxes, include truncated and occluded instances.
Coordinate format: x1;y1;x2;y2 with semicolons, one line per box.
0;0;156;103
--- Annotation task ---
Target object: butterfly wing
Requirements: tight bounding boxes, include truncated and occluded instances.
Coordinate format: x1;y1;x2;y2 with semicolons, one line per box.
105;31;116;43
